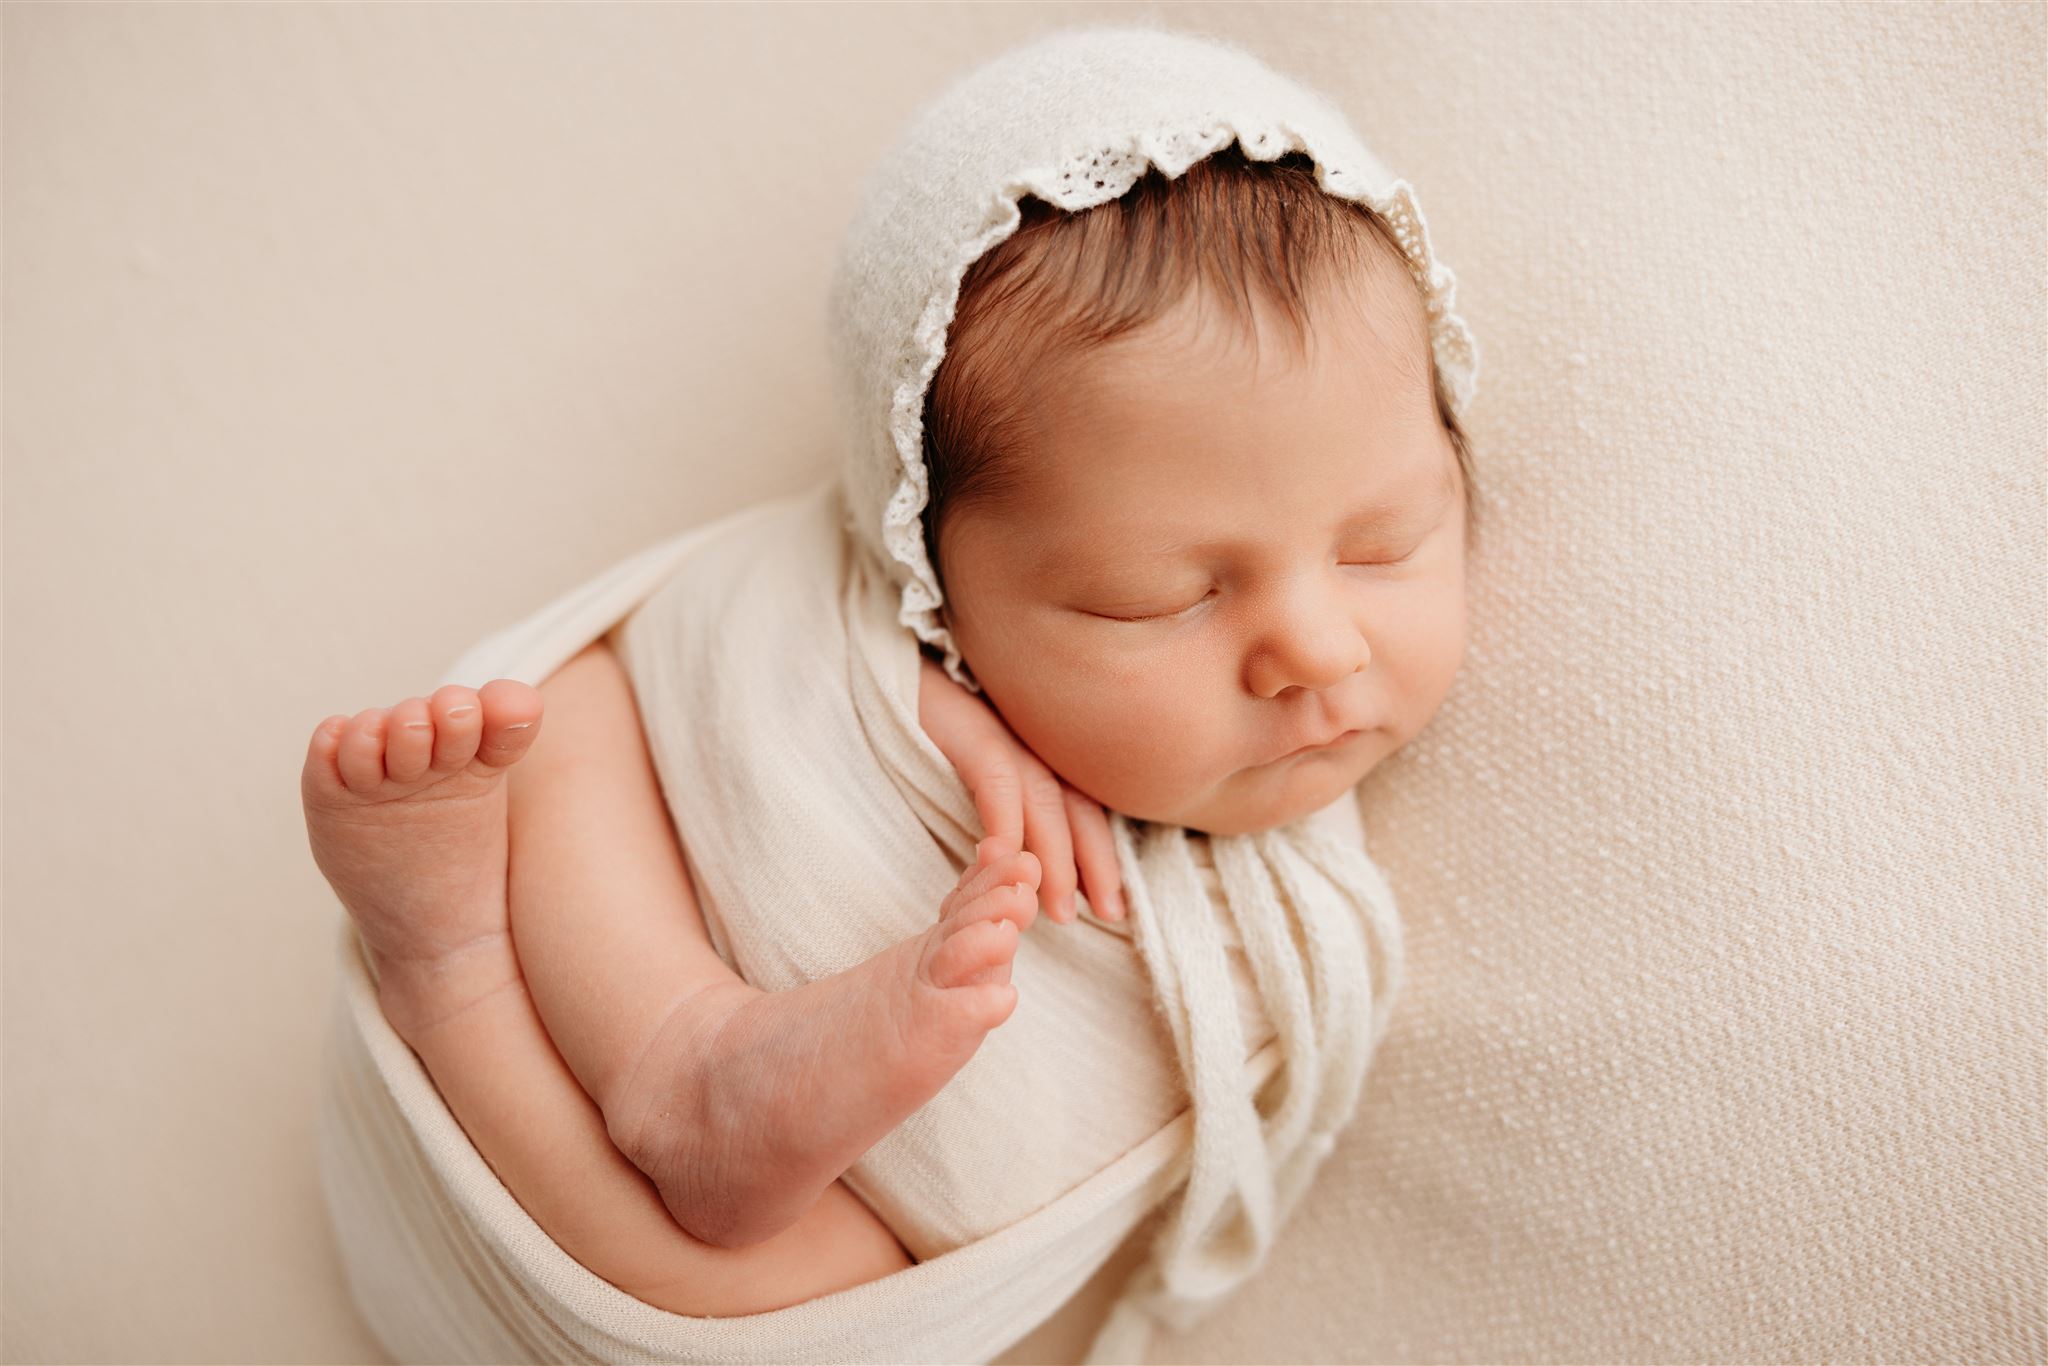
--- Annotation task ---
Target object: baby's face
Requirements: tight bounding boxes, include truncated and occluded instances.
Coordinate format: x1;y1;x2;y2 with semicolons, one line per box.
938;256;1467;837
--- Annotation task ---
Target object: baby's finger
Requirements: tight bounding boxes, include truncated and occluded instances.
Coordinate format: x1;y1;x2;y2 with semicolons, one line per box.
1064;788;1125;921
967;758;1027;865
1017;762;1077;923
919;655;1029;854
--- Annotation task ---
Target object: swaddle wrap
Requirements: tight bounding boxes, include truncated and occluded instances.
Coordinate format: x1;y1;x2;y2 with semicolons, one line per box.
315;23;1477;1364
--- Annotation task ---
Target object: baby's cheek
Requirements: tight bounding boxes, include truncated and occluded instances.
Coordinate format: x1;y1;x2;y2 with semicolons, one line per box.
1059;693;1218;813
996;632;1224;812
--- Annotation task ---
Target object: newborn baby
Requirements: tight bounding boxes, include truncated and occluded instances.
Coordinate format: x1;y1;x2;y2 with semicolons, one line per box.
301;144;1471;1315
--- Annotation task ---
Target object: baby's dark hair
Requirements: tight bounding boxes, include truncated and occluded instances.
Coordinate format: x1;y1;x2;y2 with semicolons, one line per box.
919;141;1475;598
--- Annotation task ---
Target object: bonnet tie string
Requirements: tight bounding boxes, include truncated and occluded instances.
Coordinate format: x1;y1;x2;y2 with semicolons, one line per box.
1085;813;1405;1363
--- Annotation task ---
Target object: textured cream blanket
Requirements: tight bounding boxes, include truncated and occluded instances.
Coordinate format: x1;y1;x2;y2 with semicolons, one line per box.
316;478;1399;1363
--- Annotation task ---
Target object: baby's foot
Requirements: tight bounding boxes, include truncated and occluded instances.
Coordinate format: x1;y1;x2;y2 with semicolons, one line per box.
299;680;543;1040
609;839;1044;1249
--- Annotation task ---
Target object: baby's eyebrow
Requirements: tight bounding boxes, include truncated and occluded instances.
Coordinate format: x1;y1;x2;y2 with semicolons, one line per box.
1054;477;1450;578
1338;462;1456;530
1043;455;1459;581
1339;497;1435;532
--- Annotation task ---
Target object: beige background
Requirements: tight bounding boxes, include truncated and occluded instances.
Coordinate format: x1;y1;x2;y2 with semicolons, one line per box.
5;3;2042;1363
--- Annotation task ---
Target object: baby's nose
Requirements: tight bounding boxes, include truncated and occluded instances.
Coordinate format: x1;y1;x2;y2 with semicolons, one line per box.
1245;581;1370;698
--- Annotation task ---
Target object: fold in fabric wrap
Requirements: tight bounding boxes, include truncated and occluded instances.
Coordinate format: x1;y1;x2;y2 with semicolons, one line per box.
315;481;1403;1363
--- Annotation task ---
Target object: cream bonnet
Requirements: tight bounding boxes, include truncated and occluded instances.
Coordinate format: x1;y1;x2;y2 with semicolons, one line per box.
825;22;1480;690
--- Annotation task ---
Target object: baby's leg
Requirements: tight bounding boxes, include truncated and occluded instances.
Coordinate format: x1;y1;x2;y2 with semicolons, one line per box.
382;926;915;1315
301;680;911;1313
301;679;542;1039
508;639;1045;1248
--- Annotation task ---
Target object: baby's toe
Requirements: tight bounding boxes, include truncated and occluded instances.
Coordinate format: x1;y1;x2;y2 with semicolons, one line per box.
926;917;1019;990
301;714;351;798
336;707;391;793
940;848;1041;921
944;879;1039;937
474;679;544;768
428;686;484;771
382;697;435;785
954;981;1018;1031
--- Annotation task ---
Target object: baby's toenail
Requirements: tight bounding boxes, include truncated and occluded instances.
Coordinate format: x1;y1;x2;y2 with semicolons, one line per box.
404;721;432;732
502;721;532;730
446;705;477;718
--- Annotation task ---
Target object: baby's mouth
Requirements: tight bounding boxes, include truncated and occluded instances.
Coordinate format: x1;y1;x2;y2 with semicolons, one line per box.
1263;728;1363;766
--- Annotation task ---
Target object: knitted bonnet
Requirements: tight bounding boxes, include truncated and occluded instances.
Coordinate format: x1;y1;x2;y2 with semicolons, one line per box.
825;22;1480;691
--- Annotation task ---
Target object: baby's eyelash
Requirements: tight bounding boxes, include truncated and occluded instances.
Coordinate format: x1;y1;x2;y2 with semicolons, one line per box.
1100;550;1420;623
1106;589;1217;623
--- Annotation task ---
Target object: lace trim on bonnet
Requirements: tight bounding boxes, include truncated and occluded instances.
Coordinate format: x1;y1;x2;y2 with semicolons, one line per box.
880;125;1481;692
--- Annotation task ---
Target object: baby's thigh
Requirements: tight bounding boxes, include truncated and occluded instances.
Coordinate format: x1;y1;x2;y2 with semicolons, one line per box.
508;637;737;1120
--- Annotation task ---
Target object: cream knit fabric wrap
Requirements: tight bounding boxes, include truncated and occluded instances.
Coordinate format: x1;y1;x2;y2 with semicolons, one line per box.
313;24;1469;1363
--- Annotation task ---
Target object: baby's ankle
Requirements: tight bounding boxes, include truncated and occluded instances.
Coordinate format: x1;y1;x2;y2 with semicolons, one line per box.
370;931;523;1048
604;980;758;1153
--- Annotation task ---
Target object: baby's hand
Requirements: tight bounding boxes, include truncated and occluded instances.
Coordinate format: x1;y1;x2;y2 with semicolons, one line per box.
917;654;1125;923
